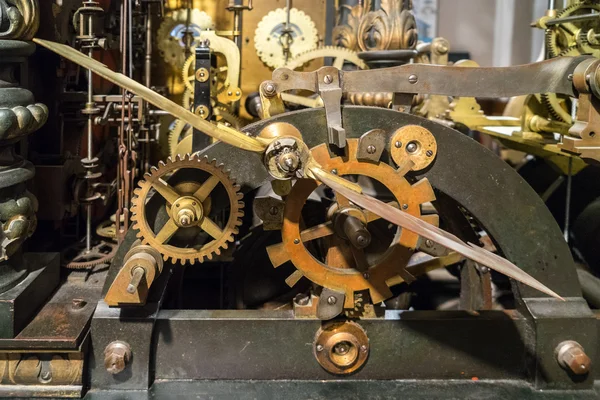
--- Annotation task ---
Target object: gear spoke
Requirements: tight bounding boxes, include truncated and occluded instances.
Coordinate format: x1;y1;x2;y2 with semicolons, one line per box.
300;222;334;242
201;217;224;240
193;175;220;201
155;219;179;244
151;178;180;204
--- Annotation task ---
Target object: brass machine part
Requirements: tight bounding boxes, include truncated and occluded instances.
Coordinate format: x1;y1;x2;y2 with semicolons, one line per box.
103;341;132;375
267;139;438;309
254;7;319;69
0;353;83;385
389;125;437;171
34;38;569;299
181;31;241;96
130;154;244;265
284;46;368;71
313;321;369;375
104;242;164;306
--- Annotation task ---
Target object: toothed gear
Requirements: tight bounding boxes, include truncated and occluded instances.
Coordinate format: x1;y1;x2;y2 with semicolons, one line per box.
157;9;214;67
62;240;118;270
131;154;244;265
168;107;244;157
182;52;233;95
285;46;368;70
254;8;319;69
545;1;600;58
266;139;438;309
541;3;600;123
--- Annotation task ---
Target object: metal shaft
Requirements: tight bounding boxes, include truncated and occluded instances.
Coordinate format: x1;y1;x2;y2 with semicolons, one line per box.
126;267;146;294
546;12;599;26
85;14;94;252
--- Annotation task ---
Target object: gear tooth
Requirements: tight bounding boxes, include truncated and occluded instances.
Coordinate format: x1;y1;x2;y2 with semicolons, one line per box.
206;252;214;260
189;258;195;266
236;193;244;201
158;160;166;168
221;242;229;250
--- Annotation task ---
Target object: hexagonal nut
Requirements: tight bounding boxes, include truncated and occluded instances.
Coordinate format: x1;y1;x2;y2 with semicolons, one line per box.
104;341;132;375
555;340;591;376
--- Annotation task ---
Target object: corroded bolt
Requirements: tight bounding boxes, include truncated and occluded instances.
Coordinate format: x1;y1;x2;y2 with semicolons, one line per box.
555;341;591;375
324;75;333;84
104;341;132;375
366;145;376;154
177;209;195;227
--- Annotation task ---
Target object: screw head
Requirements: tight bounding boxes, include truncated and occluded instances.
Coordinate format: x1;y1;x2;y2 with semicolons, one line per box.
366;145;376;154
327;296;337;305
269;206;278;216
425;239;434;247
395;141;402;148
408;74;418;84
360;345;368;353
402;204;409;210
294;238;300;244
331;169;338;175
316;344;324;352
426;150;434;157
406;141;418;153
324;75;333;84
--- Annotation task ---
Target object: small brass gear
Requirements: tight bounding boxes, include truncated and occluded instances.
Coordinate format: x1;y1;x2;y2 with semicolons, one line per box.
131;154;244;264
254;8;319;69
285;45;368;70
266;139;438;309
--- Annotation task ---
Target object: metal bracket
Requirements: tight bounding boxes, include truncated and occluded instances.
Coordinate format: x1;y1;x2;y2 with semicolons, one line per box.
317;288;345;320
316;67;346;148
192;43;214;151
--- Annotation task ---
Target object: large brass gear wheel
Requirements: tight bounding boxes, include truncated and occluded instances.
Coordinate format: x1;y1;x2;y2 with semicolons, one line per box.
285;45;368;70
266;139;437;309
157;9;214;67
131;154;244;265
254;8;319;69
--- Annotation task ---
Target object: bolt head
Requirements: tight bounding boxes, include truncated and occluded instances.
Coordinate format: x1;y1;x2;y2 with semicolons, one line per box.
316;344;324;352
402;204;409;210
426;150;434;157
406;142;418;153
408;74;418;84
556;340;592;376
269;206;279;216
366;145;376;154
395;141;402;148
324;74;333;84
425;239;434;247
327;296;337;305
104;341;131;375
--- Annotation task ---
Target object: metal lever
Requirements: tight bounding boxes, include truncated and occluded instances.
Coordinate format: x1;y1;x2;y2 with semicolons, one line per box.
126;266;146;294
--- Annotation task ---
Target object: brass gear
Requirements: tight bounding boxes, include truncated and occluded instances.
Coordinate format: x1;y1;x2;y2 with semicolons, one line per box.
157;9;214;67
285;45;368;70
545;1;600;58
254;8;319;69
168;106;245;157
541;2;600;123
266;139;438;309
131;154;244;264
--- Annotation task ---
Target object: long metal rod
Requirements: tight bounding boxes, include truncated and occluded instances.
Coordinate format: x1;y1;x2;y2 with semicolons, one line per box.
564;156;573;243
85;14;94;252
546;12;599;26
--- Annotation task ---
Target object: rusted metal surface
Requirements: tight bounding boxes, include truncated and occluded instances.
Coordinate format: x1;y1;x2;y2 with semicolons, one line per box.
0;266;105;350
